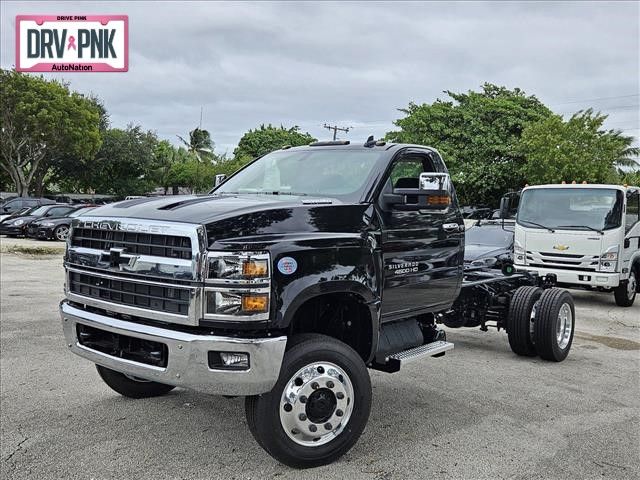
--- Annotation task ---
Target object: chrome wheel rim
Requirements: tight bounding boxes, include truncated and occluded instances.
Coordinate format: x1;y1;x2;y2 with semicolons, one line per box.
628;272;637;300
55;226;70;241
280;361;354;447
556;303;573;350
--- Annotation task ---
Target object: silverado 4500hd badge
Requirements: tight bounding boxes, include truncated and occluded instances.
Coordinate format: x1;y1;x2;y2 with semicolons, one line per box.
388;261;419;275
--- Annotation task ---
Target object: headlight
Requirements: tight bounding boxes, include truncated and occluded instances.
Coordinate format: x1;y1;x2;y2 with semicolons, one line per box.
13;219;24;226
204;251;271;321
471;257;497;267
207;251;269;281
599;245;618;272
514;240;526;264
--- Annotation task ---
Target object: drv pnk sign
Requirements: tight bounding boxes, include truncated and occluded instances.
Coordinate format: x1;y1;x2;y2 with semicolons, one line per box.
15;15;128;72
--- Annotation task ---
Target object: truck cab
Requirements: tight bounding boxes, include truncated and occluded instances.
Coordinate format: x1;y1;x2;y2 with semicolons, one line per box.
514;184;640;306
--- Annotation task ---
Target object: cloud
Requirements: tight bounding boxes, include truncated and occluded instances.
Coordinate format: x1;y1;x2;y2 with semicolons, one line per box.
1;1;638;153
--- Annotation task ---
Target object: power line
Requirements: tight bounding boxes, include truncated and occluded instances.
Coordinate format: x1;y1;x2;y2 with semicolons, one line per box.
550;93;639;106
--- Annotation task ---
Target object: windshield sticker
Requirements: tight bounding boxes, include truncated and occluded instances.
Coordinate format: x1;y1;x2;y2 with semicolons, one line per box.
278;257;298;275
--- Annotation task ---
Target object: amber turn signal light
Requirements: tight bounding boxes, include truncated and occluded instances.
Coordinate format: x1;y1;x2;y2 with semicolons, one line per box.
427;195;451;206
242;260;268;277
241;294;269;313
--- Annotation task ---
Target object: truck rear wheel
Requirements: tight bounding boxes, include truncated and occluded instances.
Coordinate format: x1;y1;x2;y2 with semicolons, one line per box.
507;286;542;357
613;269;637;307
533;288;575;362
96;365;175;398
245;334;372;468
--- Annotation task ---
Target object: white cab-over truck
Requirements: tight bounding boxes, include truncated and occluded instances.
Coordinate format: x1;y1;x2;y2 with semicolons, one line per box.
512;184;640;307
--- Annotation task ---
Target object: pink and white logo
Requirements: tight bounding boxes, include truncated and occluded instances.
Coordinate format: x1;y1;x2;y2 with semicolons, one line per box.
15;15;128;72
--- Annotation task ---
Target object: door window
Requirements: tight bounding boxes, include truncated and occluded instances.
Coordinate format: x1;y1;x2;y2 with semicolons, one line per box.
626;191;639;233
46;206;73;217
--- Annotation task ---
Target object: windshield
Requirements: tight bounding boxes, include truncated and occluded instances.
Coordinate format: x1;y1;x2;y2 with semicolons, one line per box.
214;149;383;200
518;188;623;231
466;225;513;247
29;206;50;216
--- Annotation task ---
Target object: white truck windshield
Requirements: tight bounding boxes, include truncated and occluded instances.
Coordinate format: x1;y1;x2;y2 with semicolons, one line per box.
215;149;382;201
517;188;623;232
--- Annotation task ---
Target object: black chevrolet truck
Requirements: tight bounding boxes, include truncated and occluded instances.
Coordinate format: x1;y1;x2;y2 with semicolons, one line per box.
61;140;575;468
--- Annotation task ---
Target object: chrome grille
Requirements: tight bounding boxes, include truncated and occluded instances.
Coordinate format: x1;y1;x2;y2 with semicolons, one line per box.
526;250;599;272
69;271;190;315
71;227;192;260
66;217;206;326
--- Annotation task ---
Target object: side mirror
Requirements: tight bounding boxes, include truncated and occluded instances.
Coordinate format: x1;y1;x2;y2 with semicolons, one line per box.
383;173;452;211
214;174;226;187
499;196;510;219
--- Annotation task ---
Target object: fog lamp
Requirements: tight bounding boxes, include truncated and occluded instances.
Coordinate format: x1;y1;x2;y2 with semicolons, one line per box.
208;351;250;370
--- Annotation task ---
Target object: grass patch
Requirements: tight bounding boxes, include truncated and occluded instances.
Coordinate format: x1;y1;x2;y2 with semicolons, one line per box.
1;245;64;256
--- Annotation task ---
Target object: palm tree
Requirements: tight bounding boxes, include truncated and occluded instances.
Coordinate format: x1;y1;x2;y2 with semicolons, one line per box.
177;127;214;162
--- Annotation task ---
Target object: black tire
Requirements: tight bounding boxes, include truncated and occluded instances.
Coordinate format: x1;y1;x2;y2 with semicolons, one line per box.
507;286;543;356
53;224;70;241
613;268;637;307
533;288;575;362
96;365;175;399
245;334;372;468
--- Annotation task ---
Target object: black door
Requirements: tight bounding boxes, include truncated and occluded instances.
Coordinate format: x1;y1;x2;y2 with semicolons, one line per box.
377;150;464;319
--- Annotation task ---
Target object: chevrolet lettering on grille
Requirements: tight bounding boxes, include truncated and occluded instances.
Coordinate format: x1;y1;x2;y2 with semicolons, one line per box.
80;220;170;234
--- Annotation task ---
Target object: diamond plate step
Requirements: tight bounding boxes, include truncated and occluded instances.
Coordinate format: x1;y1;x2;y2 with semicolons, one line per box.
389;340;454;364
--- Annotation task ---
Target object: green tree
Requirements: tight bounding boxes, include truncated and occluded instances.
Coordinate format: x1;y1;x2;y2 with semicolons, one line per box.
49;96;110;194
234;124;316;161
520;110;639;185
177;127;214;161
386;84;552;205
620;169;640;187
0;69;102;196
149;140;179;194
169;148;217;194
91;125;159;197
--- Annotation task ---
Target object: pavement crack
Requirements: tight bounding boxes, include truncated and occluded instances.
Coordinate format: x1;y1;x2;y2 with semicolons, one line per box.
3;434;29;463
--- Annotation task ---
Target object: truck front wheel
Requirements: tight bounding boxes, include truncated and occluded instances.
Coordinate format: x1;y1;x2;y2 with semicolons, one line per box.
507;286;542;357
245;334;372;468
96;365;175;398
613;269;637;307
533;288;575;362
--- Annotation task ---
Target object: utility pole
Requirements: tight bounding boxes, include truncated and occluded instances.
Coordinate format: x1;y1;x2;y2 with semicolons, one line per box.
323;123;350;141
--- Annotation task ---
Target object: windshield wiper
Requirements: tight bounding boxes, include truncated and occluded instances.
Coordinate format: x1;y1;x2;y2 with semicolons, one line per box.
556;224;604;234
518;220;555;232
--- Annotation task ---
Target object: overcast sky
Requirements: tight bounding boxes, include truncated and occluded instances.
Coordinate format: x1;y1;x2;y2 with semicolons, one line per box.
2;1;638;154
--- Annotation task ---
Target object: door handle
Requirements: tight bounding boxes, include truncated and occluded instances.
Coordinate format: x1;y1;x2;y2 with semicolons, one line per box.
443;223;461;233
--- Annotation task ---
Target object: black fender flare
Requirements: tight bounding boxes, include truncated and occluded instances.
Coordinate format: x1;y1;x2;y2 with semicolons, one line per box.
278;279;380;363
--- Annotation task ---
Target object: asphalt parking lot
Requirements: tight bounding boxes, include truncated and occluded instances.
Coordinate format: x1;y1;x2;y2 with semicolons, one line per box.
1;250;639;479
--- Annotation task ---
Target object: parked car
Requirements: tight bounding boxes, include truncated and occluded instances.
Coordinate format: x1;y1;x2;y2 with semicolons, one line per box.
27;206;97;241
0;204;75;237
465;219;514;268
0;206;33;223
0;197;56;217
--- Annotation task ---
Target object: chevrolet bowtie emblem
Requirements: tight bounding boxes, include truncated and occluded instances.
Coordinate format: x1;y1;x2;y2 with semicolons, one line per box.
553;244;570;251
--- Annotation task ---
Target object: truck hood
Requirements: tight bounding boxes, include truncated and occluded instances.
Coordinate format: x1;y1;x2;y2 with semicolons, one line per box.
520;229;604;256
82;194;370;247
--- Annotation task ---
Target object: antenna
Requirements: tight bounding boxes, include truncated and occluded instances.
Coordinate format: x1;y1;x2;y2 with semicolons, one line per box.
199;106;203;129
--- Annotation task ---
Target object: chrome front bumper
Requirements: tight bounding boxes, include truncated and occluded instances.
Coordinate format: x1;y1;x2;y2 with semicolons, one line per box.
60;301;287;396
